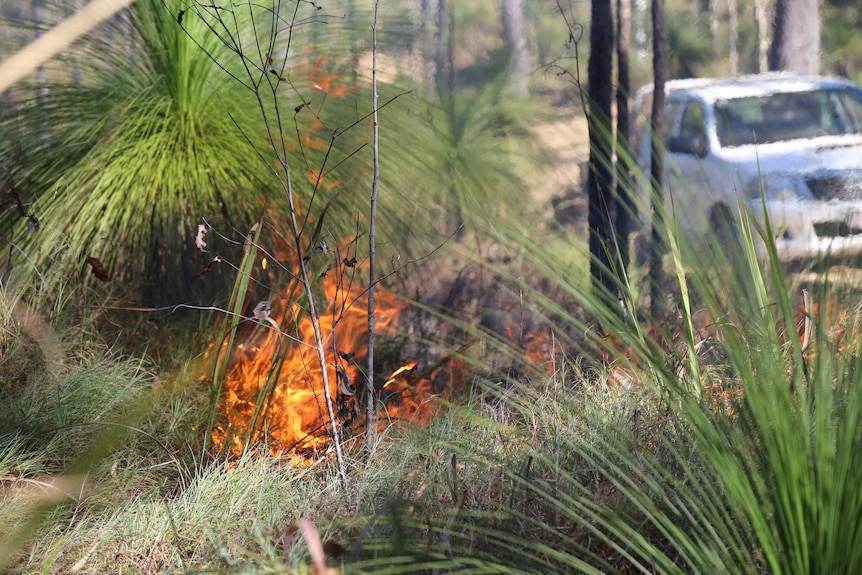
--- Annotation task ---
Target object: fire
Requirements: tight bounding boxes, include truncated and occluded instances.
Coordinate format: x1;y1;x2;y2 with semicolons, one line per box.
209;261;447;458
379;359;463;427
383;361;417;387
501;323;557;375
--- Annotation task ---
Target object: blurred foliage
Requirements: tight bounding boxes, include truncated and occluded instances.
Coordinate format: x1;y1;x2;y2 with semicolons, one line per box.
0;0;860;311
823;0;862;84
0;0;546;309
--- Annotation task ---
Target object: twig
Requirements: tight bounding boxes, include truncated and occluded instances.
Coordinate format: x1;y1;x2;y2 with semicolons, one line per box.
0;0;136;93
298;519;329;575
365;0;381;456
800;288;812;354
189;1;350;486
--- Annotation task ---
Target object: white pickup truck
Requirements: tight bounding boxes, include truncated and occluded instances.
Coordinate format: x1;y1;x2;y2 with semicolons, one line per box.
631;73;862;259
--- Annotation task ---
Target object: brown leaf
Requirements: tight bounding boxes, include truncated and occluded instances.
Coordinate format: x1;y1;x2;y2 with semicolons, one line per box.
194;224;207;252
336;365;353;397
85;257;109;282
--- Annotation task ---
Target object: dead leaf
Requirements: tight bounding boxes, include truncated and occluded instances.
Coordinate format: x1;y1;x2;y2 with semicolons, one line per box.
336;365;354;396
195;224;207;252
85;257;108;281
252;300;272;321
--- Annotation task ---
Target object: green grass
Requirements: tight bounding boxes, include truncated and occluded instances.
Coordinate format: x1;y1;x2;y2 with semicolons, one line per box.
4;239;862;573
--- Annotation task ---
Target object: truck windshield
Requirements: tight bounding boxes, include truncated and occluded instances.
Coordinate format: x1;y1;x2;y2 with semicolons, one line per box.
715;88;862;147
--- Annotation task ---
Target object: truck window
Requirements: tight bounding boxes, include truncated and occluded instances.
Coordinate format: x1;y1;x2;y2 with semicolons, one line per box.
715;88;862;146
663;100;682;142
631;92;682;154
679;101;706;140
833;88;862;134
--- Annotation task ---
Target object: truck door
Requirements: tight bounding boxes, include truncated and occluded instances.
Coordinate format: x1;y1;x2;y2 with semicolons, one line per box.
666;99;714;235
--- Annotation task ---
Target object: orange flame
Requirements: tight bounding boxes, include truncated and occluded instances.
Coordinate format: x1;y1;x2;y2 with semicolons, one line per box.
209;258;451;458
383;361;417;388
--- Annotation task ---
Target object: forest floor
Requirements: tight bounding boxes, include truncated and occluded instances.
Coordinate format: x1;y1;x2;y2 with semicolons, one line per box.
530;109;590;236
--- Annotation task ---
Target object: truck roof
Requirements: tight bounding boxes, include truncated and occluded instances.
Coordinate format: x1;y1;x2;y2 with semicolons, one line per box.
634;73;860;104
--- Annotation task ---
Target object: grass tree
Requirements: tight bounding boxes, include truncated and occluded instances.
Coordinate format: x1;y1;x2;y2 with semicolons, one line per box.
0;0;283;306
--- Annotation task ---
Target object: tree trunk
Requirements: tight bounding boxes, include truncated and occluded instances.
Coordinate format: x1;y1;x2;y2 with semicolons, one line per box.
502;0;530;98
615;0;632;274
414;0;437;93
728;0;738;75
769;0;820;74
709;0;721;57
754;0;769;73
436;0;449;97
67;0;84;84
634;0;648;61
587;0;616;306
32;0;49;106
649;0;667;317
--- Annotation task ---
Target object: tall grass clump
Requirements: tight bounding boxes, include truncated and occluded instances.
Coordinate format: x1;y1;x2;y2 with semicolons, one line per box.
1;0;540;312
0;0;280;306
337;187;862;573
1;0;421;307
0;345;157;570
449;200;862;572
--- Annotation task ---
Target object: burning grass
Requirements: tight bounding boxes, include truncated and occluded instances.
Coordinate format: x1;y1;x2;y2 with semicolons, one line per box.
207;261;464;461
6;216;862;574
4;272;862;573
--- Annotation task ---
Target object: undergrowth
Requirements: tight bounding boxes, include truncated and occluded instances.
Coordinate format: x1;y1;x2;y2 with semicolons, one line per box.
3;242;862;574
2;1;862;574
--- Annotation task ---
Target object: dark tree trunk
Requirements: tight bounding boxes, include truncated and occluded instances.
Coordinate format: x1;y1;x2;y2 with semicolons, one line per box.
649;0;667;317
769;0;820;74
435;0;461;233
436;0;450;98
587;0;616;307
615;0;633;276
